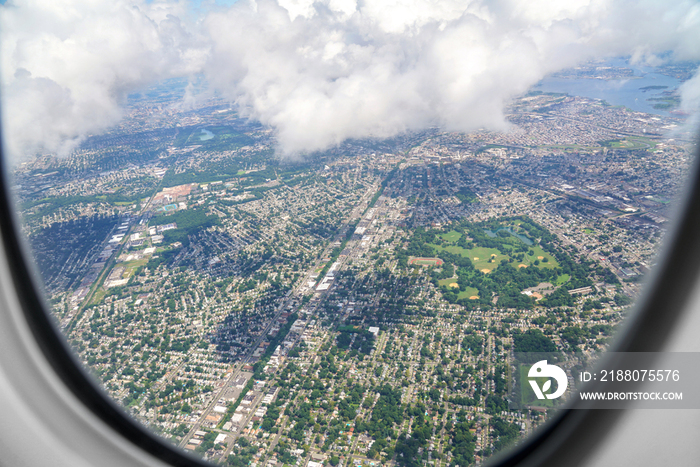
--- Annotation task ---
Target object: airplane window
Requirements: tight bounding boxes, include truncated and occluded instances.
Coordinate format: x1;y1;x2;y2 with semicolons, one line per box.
1;1;699;466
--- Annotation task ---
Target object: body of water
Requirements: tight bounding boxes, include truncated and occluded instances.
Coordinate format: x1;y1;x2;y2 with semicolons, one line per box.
199;128;214;141
484;228;533;246
535;58;682;116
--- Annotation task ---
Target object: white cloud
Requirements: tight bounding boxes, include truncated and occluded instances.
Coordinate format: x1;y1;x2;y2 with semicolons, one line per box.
200;0;581;153
201;0;700;155
1;0;700;158
0;0;207;159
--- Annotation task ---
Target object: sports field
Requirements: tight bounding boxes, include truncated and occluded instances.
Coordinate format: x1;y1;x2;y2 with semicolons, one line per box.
440;230;462;242
409;257;444;266
522;246;559;269
554;273;571;285
437;278;479;299
519;364;557;408
458;288;480;300
434;245;506;272
157;203;178;212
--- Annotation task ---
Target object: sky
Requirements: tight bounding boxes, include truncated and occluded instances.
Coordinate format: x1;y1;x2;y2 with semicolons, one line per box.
1;0;699;159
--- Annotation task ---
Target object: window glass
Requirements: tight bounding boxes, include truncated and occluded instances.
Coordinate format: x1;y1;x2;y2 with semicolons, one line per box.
2;1;699;465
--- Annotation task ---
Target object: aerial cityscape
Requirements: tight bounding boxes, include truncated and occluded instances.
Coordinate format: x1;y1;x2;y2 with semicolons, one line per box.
13;56;697;467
